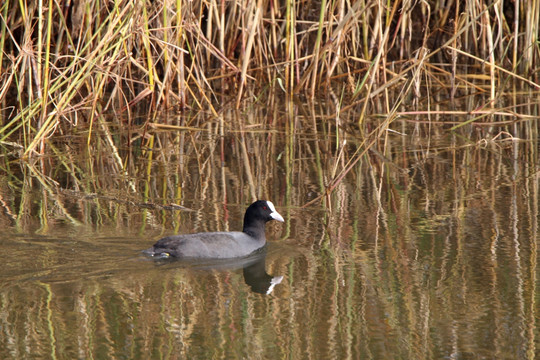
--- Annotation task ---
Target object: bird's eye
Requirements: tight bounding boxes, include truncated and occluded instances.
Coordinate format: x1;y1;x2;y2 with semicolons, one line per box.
263;206;267;210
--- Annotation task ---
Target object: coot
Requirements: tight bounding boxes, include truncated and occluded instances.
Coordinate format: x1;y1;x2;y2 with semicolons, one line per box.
143;200;284;259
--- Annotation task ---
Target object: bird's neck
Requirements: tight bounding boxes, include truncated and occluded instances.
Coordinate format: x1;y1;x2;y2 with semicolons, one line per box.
243;220;266;239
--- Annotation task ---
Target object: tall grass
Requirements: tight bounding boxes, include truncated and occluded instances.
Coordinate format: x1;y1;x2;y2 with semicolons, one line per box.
0;0;539;155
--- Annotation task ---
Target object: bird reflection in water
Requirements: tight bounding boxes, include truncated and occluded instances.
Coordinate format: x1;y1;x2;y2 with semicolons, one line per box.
146;248;282;295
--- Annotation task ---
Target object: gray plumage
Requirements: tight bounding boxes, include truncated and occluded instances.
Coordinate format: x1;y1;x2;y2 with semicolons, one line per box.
143;200;284;259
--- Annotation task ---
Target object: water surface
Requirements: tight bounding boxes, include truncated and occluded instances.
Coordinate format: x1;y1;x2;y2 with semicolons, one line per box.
1;100;538;359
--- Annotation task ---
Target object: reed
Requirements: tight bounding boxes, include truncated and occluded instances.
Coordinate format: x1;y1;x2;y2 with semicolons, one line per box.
0;0;539;153
0;3;538;356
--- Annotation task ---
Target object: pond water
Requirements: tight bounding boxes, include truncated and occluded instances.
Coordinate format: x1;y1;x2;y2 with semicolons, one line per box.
0;98;538;359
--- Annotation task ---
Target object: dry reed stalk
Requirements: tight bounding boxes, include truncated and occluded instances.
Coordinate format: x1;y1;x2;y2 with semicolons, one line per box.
236;0;262;108
285;0;297;95
483;5;496;105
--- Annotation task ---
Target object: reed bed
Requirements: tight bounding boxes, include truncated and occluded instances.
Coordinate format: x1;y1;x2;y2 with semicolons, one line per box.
0;3;538;357
0;0;539;156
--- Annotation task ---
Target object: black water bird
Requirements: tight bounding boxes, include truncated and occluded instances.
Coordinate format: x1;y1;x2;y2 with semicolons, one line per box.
143;200;284;259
